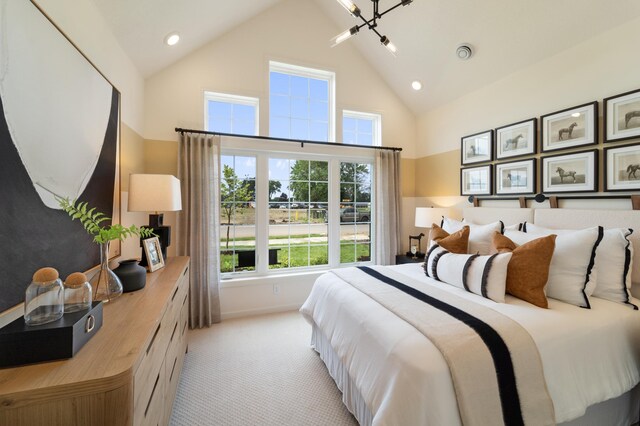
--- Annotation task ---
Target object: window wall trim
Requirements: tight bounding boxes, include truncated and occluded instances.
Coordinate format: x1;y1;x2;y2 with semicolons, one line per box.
343;109;382;147
203;91;260;135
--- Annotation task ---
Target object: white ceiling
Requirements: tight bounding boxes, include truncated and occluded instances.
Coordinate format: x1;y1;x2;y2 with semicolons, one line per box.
92;0;640;114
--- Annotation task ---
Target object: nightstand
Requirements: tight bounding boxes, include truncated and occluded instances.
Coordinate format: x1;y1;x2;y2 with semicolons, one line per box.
395;254;425;264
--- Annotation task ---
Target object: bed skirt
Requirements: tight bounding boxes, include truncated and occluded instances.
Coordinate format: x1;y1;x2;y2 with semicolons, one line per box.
311;323;640;426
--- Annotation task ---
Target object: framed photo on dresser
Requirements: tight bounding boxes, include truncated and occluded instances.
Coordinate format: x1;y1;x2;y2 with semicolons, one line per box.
460;165;492;196
495;118;537;160
461;130;493;165
495;159;536;195
540;102;598;152
541;150;598;193
604;88;640;143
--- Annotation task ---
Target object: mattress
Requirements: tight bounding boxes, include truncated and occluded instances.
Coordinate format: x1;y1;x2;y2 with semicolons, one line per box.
300;263;640;425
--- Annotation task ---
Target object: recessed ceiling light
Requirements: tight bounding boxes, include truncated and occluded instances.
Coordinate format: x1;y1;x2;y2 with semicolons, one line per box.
571;113;581;118
164;33;180;46
411;81;422;91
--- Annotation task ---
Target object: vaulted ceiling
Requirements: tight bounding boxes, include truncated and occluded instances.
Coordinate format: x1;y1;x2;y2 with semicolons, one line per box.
92;0;640;114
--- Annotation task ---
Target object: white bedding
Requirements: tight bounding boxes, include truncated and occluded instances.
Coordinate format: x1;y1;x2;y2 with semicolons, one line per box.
300;263;640;425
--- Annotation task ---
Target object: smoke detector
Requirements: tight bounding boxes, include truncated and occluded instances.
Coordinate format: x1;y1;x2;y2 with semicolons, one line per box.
456;44;473;60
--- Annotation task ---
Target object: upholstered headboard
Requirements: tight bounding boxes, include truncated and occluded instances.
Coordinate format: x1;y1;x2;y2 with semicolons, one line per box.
462;208;534;227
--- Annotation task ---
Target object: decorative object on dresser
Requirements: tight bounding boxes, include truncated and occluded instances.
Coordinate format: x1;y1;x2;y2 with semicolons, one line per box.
461;130;493;165
540;101;598;152
57;198;154;302
0;301;103;368
128;174;182;262
113;259;147;292
495;159;536;195
604;88;640;143
604;143;640;191
495;118;537;160
0;257;190;426
460;165;492;195
143;236;166;272
63;272;92;313
24;267;64;326
541;149;598;193
0;0;121;314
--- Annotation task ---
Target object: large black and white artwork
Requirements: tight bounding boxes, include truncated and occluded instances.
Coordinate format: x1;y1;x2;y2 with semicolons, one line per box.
0;0;120;312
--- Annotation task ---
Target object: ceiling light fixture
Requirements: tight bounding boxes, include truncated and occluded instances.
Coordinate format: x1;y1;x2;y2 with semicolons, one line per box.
411;81;422;91
331;0;413;55
164;32;180;46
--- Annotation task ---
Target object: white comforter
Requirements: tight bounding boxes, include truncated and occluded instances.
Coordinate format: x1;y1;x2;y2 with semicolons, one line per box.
300;264;640;425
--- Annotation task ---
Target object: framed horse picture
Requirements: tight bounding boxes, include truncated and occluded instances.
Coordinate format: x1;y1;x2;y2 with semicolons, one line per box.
541;150;598;193
460;165;492;196
540;102;598;152
461;130;493;165
495;118;537;160
495;159;536;195
604;88;640;143
604;143;640;191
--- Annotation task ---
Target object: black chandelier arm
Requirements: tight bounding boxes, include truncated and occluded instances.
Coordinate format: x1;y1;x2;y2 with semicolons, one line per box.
377;1;409;18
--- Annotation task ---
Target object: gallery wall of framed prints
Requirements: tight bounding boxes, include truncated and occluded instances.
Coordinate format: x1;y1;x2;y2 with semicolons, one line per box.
458;87;640;198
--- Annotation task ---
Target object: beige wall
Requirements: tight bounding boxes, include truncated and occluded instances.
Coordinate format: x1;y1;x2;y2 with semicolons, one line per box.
415;14;640;204
142;0;416;156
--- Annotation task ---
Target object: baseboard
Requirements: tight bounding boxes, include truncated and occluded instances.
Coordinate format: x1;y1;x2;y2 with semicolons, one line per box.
221;303;302;320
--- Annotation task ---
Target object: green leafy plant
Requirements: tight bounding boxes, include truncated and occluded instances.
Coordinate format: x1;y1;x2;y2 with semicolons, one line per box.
57;197;155;244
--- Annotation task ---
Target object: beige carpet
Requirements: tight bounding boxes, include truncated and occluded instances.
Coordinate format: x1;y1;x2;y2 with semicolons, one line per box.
170;311;359;426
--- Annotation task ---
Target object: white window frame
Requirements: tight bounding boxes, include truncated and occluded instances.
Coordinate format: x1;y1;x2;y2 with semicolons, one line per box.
219;140;374;281
204;91;259;135
269;61;336;143
343;110;382;147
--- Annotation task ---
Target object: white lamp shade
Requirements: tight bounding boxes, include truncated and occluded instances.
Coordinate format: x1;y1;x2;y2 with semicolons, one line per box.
128;174;182;212
415;207;448;228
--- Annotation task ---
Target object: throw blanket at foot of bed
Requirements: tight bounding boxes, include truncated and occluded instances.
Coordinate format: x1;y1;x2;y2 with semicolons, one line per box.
332;266;555;426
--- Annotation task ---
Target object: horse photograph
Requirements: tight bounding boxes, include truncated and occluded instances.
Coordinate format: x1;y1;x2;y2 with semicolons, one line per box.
542;103;597;152
605;90;640;143
496;159;535;195
543;151;597;193
461;131;492;165
615;99;640;131
605;144;640;191
495;118;536;160
547;115;586;144
612;149;640;182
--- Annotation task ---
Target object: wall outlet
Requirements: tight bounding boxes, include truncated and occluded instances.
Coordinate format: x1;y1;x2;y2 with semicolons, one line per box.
273;284;280;295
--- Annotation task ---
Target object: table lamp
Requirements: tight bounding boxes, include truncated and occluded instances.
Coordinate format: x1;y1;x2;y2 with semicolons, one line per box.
128;174;182;261
413;207;449;256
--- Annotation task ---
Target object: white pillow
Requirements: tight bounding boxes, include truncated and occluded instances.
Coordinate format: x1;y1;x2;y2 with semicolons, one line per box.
525;223;636;309
425;244;512;303
442;218;504;255
505;227;603;308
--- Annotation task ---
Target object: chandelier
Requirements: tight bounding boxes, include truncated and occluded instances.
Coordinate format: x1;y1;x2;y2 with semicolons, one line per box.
331;0;413;55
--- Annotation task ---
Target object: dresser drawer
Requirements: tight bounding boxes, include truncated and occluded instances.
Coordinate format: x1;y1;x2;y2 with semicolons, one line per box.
136;358;166;426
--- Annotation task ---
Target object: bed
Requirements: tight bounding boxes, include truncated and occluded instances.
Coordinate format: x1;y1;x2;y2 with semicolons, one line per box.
300;208;640;426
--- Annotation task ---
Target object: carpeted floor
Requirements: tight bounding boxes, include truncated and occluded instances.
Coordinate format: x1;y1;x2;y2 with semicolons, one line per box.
170;310;359;426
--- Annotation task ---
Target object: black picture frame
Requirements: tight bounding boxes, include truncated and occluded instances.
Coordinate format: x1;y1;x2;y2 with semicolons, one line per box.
604;88;640;143
460;165;492;196
494;118;537;160
461;130;493;165
540;101;598;152
494;159;536;195
540;149;599;193
604;142;640;191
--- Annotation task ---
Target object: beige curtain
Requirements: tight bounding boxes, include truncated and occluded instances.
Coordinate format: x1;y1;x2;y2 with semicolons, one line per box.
374;150;402;265
177;132;221;327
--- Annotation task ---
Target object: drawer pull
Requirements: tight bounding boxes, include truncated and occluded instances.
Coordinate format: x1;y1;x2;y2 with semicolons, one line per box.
183;267;189;277
170;321;178;343
171;286;179;301
144;373;160;417
182;293;188;307
182;319;187;336
146;323;161;355
169;356;178;382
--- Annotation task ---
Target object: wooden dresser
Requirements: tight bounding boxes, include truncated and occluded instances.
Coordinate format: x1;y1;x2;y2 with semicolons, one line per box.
0;256;190;426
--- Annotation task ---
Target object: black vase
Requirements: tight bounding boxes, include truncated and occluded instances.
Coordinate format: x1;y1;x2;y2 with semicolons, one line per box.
113;259;147;293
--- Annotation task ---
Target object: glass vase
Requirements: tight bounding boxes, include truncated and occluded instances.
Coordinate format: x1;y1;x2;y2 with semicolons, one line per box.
89;241;123;303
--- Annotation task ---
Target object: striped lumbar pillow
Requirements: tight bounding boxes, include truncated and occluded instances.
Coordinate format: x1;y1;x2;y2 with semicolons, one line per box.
424;244;512;303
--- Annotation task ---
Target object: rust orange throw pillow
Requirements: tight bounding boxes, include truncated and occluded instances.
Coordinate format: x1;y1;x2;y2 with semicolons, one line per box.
429;224;469;254
492;232;556;308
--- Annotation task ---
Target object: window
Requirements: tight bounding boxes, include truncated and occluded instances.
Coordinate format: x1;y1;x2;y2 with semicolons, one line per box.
220;155;256;273
204;92;259;135
339;162;372;264
343;110;381;146
269;61;335;142
268;159;329;269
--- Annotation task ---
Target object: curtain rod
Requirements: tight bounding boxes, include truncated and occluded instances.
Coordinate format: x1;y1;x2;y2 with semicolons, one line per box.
174;128;403;152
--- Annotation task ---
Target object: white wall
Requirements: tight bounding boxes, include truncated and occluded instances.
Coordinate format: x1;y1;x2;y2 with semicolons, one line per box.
34;0;145;134
417;15;640;158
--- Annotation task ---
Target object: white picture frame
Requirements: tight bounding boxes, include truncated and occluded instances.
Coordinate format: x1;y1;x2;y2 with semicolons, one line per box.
604;143;640;191
460;165;492;196
143;237;165;272
541;102;598;152
541;150;598;193
461;130;493;165
604;88;640;143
